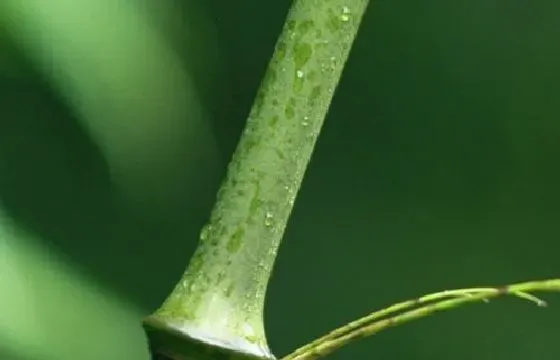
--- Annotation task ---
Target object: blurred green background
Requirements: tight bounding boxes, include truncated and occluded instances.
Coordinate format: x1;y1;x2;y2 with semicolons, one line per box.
0;1;559;359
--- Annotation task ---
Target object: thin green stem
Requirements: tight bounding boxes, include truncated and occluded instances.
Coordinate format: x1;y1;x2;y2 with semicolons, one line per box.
282;279;560;360
144;1;370;359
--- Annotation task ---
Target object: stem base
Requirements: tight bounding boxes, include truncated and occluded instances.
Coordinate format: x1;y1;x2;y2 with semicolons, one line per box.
143;315;274;360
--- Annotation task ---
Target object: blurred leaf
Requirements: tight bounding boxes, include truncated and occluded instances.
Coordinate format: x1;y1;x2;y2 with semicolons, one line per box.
0;0;221;215
0;211;149;360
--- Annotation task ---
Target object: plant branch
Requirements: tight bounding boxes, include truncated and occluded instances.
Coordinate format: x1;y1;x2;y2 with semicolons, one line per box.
144;1;370;359
283;279;560;360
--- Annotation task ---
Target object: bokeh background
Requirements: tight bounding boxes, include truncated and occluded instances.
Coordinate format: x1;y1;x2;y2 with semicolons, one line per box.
1;1;559;359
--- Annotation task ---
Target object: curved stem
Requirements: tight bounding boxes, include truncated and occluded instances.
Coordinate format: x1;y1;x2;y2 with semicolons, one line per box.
145;1;371;359
282;279;560;360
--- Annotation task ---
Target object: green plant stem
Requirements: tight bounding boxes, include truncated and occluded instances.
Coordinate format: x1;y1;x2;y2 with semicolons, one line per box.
144;1;370;359
283;279;560;360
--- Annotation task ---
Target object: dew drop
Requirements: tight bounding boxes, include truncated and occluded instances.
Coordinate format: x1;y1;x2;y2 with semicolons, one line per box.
341;6;351;22
264;211;274;227
199;224;212;241
296;70;304;78
242;323;256;337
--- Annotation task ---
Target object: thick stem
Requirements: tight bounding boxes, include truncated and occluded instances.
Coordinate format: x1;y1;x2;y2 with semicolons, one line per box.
145;1;370;359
